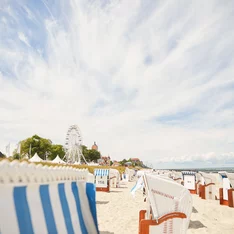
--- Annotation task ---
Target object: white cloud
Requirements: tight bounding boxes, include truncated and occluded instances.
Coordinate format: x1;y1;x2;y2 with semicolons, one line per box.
18;32;31;47
1;0;234;168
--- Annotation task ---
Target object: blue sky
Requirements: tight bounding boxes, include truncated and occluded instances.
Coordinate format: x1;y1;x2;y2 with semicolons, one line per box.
1;0;234;168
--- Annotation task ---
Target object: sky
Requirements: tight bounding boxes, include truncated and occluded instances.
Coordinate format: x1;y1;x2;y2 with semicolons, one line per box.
1;0;234;169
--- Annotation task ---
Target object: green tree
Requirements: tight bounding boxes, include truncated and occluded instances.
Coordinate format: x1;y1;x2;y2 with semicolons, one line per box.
50;144;65;160
87;149;101;162
81;145;101;162
20;135;52;159
13;153;20;160
119;159;127;166
81;145;101;163
81;145;89;161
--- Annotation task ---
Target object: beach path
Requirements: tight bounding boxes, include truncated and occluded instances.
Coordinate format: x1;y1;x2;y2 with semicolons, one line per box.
96;181;146;234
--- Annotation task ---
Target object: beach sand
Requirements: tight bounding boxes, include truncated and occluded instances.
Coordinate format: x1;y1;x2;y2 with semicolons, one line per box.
96;181;234;234
188;195;234;234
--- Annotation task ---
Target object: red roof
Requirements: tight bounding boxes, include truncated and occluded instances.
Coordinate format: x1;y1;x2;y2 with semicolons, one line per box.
131;158;140;161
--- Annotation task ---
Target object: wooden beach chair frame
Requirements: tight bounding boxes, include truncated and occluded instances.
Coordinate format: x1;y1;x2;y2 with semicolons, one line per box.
195;172;204;195
198;172;216;200
219;188;234;207
138;210;187;234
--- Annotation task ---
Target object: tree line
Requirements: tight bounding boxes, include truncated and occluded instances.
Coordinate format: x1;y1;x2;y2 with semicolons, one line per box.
11;135;101;163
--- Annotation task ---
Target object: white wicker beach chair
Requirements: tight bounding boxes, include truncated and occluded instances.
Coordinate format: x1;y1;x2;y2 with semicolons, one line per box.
195;172;205;195
0;160;99;234
181;171;196;194
139;174;192;234
209;172;223;200
199;172;216;200
218;171;231;206
109;169;120;188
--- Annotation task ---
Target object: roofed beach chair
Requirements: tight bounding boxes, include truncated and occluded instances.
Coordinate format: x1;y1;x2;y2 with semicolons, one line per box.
109;169;120;188
94;169;110;192
210;172;223;200
224;172;234;208
138;174;192;234
124;167;131;181
195;172;204;195
181;171;196;194
218;171;231;206
172;171;183;185
0;160;99;234
198;172;216;200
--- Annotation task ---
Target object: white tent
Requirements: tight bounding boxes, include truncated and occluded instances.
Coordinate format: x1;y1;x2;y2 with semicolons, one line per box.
52;155;65;164
29;153;44;163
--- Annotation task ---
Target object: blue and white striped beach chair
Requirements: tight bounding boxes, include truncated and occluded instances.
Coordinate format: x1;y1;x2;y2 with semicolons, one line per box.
0;160;99;234
94;169;110;192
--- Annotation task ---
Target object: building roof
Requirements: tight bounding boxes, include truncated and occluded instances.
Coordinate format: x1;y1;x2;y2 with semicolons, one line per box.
101;156;110;159
131;158;140;161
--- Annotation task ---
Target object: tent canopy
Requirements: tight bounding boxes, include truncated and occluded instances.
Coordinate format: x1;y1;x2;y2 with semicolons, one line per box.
29;153;44;162
52;155;65;164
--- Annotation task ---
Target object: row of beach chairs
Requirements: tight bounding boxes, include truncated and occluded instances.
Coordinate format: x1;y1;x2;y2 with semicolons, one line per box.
137;169;234;234
170;170;234;208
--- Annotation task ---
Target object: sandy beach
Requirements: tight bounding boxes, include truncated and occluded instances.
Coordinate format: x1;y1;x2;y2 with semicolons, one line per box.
96;181;147;234
96;181;234;234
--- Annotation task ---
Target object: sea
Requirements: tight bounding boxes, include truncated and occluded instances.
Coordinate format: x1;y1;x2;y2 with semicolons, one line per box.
170;167;234;173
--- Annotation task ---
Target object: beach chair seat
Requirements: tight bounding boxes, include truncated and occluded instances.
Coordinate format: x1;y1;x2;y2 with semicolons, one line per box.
139;174;192;234
0;160;99;234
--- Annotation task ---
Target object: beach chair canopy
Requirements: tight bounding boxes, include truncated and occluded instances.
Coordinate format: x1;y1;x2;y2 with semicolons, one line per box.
199;172;216;184
0;160;99;234
227;173;234;188
174;171;182;179
94;169;109;177
109;169;120;180
218;171;228;178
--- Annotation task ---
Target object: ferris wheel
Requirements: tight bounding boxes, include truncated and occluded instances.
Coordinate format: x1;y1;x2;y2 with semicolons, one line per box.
64;125;87;164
